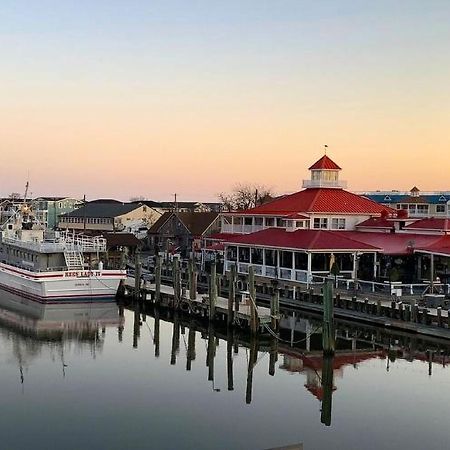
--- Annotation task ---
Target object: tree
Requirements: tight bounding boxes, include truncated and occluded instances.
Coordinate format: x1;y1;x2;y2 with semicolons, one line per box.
218;183;275;212
129;196;147;202
8;192;22;200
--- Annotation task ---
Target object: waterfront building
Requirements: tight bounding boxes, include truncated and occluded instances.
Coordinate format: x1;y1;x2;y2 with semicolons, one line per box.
58;201;161;235
209;155;450;285
148;212;221;257
363;186;450;218
32;197;83;229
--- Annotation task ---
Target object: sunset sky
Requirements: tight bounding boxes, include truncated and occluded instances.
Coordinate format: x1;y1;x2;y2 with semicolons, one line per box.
1;1;450;202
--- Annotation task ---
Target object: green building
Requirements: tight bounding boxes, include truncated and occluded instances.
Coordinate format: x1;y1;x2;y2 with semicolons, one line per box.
33;197;83;230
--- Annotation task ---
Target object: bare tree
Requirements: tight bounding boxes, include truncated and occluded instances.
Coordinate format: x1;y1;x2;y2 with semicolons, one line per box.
218;183;275;212
8;192;22;200
130;196;147;202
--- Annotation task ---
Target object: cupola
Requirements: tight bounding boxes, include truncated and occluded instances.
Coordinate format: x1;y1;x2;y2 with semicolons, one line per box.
302;153;347;189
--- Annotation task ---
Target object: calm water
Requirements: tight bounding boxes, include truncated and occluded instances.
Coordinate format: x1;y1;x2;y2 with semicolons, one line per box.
0;292;449;450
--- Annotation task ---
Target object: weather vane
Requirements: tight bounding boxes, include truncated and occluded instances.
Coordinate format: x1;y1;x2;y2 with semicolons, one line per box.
324;144;328;155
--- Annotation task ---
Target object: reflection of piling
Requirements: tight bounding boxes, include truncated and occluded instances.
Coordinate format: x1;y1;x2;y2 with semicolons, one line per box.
321;355;334;426
269;336;278;376
171;313;180;365
209;261;217;321
227;329;234;391
228;264;237;327
186;326;196;371
207;324;215;381
246;337;258;404
154;308;160;357
133;302;141;348
155;255;162;305
322;279;335;355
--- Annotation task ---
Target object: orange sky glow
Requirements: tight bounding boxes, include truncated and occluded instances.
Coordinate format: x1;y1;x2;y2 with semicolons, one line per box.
1;1;450;202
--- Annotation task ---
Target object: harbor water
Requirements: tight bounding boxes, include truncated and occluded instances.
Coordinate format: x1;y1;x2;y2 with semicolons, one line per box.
0;292;449;450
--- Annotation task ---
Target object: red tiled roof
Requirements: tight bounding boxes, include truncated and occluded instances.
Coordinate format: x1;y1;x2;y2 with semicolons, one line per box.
226;229;381;252
234;188;394;216
341;231;443;255
356;217;395;229
308;155;342;171
405;218;449;231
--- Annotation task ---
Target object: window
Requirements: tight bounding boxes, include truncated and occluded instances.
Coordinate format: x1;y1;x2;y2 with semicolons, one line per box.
265;218;275;227
437;205;446;213
226;246;237;261
244;217;253;226
255;217;263;226
313;218;328;229
417;205;429;214
295;221;304;228
276;218;284;227
264;249;277;266
295;252;308;270
280;251;293;268
251;248;263;265
331;218;346;230
238;247;250;263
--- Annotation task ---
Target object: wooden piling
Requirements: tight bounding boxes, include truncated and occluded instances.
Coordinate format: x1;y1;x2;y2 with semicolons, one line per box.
207;324;215;382
188;258;197;301
437;307;443;327
134;251;142;301
269;336;278;377
172;257;181;308
271;286;280;332
155;255;162;305
248;266;258;334
322;279;335;355
209;261;217;321
228;264;237;327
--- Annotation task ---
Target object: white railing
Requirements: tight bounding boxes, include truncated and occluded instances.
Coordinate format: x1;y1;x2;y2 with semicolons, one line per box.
1;233;106;253
302;179;347;189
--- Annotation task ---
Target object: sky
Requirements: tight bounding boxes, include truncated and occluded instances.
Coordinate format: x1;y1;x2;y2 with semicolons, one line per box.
1;0;450;202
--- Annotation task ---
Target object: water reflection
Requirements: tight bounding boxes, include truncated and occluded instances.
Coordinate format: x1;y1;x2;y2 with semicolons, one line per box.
0;291;122;385
0;291;449;449
129;302;450;428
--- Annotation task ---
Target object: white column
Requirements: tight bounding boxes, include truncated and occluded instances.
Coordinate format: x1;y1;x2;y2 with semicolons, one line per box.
231;216;234;234
292;251;295;281
276;250;281;278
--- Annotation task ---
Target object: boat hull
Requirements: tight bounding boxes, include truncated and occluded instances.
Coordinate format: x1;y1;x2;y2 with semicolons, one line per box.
0;263;126;303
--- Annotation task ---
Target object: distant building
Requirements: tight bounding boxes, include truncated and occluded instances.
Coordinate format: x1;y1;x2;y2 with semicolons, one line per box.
148;212;221;257
32;197;83;229
363;187;450;218
155;201;223;213
58;201;162;235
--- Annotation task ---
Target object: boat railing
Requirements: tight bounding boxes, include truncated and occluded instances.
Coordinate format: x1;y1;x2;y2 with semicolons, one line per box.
1;234;107;253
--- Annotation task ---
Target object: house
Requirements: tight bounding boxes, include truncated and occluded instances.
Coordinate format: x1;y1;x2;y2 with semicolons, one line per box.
157;201;223;213
32;197;83;229
104;232;141;269
363;187;450;218
58;201;162;235
148;212;221;257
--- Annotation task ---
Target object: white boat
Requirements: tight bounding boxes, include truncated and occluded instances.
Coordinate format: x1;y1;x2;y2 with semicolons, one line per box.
0;203;126;303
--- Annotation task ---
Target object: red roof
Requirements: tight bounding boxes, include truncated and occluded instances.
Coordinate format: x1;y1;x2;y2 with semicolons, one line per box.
308;155;342;171
226;229;380;252
415;235;450;256
356;217;395;229
235;188;393;216
405;218;449;231
341;231;443;255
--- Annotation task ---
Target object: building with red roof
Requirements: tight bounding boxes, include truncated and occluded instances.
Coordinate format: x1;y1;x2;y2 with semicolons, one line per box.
211;155;450;287
220;154;395;235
